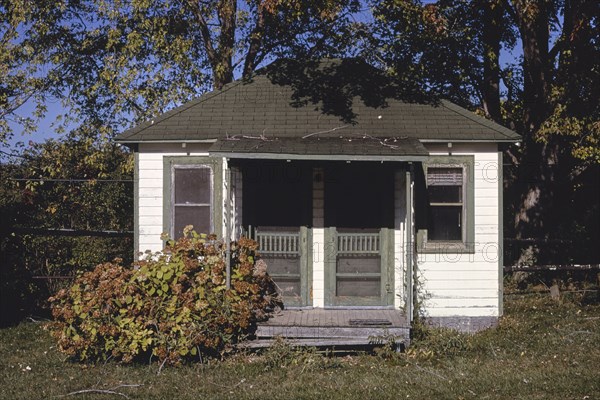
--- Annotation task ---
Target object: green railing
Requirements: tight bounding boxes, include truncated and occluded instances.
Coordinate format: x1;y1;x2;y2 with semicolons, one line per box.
337;232;380;255
253;227;310;307
255;230;300;256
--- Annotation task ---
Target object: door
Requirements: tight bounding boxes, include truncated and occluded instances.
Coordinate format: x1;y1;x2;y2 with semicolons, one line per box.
324;227;394;307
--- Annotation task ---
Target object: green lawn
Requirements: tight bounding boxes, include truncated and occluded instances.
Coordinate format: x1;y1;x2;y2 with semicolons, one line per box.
1;293;598;400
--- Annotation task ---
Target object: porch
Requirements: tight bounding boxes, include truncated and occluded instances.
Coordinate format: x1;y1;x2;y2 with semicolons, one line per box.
221;156;419;308
245;308;410;349
212;142;424;348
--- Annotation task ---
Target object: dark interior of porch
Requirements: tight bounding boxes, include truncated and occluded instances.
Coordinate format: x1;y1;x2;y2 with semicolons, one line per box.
238;159;396;230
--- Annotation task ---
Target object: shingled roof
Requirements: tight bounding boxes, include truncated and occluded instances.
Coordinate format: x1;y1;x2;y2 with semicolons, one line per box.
115;58;520;144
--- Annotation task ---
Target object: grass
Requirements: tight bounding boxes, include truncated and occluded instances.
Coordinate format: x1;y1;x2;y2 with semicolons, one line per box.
0;293;599;400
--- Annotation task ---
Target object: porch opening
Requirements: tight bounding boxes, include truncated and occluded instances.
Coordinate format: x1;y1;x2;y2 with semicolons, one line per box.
231;160;404;308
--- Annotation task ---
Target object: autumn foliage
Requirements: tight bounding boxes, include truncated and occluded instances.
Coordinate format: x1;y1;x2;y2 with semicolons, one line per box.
48;230;278;365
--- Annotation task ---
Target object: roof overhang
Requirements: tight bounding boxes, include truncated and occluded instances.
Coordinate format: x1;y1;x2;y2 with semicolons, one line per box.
419;138;521;143
209;137;429;162
115;139;218;145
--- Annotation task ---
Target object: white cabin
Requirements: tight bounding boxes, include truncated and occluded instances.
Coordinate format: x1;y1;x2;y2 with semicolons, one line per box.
116;59;520;333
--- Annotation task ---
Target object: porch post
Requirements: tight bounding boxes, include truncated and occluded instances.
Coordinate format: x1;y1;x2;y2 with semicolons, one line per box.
225;161;231;290
406;163;414;322
312;167;325;307
393;169;406;310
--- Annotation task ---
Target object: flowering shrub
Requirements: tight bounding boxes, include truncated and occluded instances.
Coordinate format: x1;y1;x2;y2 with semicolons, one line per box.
49;229;278;365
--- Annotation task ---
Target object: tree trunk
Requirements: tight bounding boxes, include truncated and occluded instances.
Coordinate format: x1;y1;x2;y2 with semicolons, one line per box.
506;1;555;263
480;0;503;122
212;0;237;89
243;5;267;79
510;0;551;133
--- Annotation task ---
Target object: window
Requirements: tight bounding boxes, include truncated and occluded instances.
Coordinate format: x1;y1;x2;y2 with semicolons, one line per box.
427;167;464;241
163;156;222;240
419;156;474;253
172;166;213;238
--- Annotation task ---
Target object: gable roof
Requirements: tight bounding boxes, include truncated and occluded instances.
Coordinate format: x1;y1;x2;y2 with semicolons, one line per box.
115;58;520;144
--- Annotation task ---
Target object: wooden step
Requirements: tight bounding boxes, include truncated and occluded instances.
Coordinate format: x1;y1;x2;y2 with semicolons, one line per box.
256;324;410;341
240;337;408;350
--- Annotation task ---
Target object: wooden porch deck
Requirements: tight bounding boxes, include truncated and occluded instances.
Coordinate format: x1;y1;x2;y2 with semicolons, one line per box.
245;309;411;349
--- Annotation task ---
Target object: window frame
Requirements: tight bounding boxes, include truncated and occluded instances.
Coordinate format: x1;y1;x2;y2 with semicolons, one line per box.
418;155;475;254
163;156;223;240
172;165;214;238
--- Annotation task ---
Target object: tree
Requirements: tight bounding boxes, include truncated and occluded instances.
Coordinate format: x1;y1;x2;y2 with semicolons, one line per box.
0;134;133;325
504;0;599;262
0;0;362;144
371;0;599;263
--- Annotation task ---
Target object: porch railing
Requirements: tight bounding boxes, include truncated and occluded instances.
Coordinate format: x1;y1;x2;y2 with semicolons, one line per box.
255;230;300;256
337;232;380;255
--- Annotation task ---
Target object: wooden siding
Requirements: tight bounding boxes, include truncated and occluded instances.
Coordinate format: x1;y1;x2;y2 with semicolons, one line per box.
136;143;214;254
135;142;502;320
418;143;501;318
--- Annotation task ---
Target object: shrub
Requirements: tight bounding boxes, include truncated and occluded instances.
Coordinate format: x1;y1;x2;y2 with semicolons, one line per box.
48;229;278;365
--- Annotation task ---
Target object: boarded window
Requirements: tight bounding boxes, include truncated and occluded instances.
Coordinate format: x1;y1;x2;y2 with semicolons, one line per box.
173;166;212;238
426;167;464;241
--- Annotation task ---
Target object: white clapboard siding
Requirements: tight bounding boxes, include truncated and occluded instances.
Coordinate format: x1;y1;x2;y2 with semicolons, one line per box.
138;215;163;227
422;289;498;298
419;269;498;281
418;262;498;272
140;207;162;216
136;143;212;255
419;144;501;318
138;187;162;198
138;160;164;171
138;225;164;236
138;178;162;188
474;206;499;216
424;297;499;309
473;187;498;198
423;279;499;291
422;307;499;317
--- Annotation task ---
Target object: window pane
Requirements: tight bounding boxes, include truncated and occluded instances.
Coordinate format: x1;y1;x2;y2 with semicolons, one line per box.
427;167;463;186
428;206;462;241
174;206;211;238
174;168;211;204
428;186;462;203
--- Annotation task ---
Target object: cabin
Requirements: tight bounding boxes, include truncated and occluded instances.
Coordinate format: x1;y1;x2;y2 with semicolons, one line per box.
115;59;520;347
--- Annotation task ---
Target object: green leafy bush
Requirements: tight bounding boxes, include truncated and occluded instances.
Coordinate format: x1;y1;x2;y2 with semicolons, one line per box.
48;229;278;365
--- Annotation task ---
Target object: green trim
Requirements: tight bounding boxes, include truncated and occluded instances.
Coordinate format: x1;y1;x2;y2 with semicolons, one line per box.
406;167;414;320
324;227;336;306
498;151;504;316
418;155;475;254
324;227;394;307
133;151;139;259
273;227;310;307
301;226;312;307
209;152;428;162
387;227;395;306
163;156;223;240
